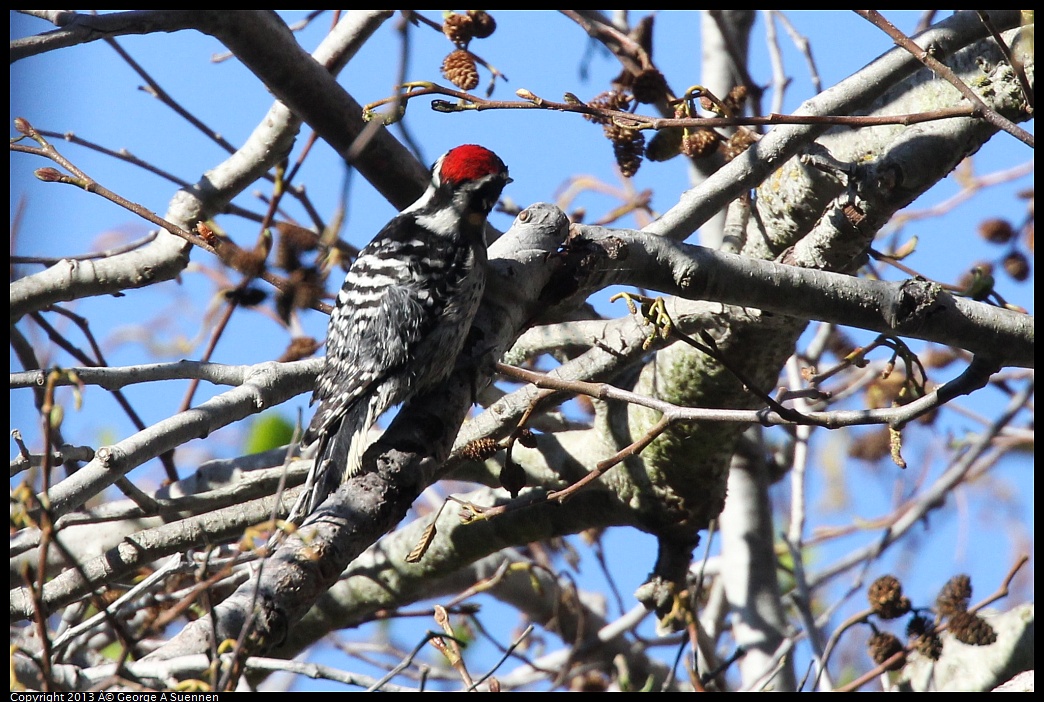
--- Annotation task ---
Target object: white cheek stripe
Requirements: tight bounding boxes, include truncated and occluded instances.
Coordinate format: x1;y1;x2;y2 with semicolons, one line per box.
414;208;460;237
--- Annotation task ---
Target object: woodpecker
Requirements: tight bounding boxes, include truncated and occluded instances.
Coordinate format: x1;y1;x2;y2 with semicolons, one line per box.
294;144;511;521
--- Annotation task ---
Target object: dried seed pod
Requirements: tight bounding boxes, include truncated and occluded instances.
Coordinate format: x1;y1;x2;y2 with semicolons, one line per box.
217;238;267;278
460;436;499;461
606;125;645;178
912;631;944;660
585;91;633;125
516;428;538;448
467;10;496;39
848;426;892;462
646;126;683;162
224;286;267;307
978;217;1016;244
868;575;912;619
275;221;320;272
948;611;997;646
722;128;757;161
442;49;479;91
906;614;931;638
278;336;321;363
868;631;906;671
1002;251;1031;281
680;127;721;158
723;84;749;114
442;12;474;47
275;266;323;323
922;347;960;369
936;574;972;617
631;68;668;104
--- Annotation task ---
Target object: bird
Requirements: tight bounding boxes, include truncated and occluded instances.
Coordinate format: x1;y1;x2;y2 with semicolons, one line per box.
292;144;511;521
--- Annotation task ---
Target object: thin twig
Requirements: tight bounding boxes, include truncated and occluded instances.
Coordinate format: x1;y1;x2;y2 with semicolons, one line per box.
12;230;159;265
363;82;980;132
12;118;325;311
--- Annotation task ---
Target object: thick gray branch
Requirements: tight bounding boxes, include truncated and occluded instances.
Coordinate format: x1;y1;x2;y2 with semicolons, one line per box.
568;226;1034;368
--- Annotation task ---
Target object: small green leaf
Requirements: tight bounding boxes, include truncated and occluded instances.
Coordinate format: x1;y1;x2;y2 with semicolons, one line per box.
244;413;295;455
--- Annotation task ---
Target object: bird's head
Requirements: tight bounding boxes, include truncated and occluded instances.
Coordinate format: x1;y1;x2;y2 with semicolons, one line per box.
432;144;512;218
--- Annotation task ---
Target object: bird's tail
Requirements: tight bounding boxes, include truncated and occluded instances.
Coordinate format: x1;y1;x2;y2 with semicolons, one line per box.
288;397;381;524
